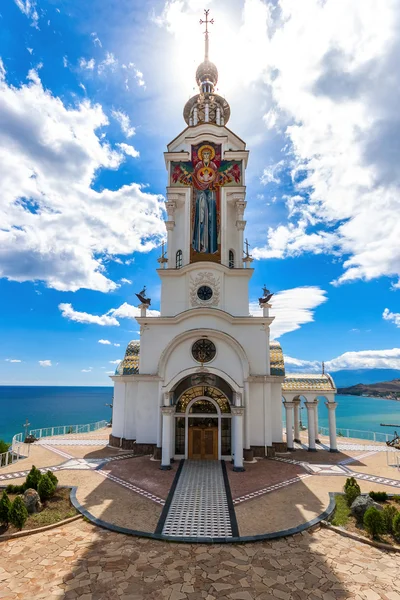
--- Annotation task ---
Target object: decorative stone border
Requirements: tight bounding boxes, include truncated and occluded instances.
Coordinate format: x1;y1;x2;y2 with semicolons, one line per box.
0;485;81;542
70;486;336;544
321;520;400;553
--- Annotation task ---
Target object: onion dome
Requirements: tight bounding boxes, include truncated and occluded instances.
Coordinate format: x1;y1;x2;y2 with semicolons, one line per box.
196;59;218;92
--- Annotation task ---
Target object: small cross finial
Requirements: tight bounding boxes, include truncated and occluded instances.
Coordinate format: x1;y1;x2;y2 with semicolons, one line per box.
199;9;214;60
322;361;325;375
244;238;250;257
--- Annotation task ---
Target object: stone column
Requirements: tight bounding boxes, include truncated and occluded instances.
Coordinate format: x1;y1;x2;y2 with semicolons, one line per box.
293;398;301;443
305;402;317;452
314;399;320;444
232;407;245;471
326;401;338;452
284;402;295;451
160;406;174;470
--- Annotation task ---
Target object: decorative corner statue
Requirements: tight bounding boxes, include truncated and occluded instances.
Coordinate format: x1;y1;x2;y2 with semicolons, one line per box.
135;286;151;306
259;285;274;305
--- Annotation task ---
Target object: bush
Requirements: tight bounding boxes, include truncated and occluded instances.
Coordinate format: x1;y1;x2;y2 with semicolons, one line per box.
364;506;385;538
369;491;388;502
344;477;359;492
382;505;399;534
0;491;12;525
46;471;58;487
346;484;361;507
392;495;400;504
393;512;400;539
5;484;25;494
25;466;42;491
9;496;28;530
0;440;11;454
37;473;56;501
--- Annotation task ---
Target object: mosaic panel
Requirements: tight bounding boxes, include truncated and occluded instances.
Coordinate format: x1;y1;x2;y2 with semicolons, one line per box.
282;374;335;392
270;340;285;376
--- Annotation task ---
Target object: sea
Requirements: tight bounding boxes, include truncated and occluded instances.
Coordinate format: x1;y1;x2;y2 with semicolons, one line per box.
0;386;399;443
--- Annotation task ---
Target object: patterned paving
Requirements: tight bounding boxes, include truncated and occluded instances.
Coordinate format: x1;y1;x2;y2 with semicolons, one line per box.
353;472;400;488
36;438;107;446
162;460;233;538
233;473;312;505
96;469;165;506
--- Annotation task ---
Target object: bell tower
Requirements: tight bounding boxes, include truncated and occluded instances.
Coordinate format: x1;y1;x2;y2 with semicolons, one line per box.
159;10;252;317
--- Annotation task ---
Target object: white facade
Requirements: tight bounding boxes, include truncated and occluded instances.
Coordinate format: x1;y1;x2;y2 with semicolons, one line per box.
110;46;338;468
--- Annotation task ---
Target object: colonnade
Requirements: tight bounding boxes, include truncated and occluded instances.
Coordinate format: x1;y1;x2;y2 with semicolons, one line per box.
283;395;338;452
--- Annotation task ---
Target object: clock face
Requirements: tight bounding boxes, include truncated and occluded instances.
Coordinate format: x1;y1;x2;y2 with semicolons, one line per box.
197;285;213;301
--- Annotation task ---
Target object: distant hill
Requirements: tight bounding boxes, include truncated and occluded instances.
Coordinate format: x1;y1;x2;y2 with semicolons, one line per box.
337;378;400;398
332;369;400;387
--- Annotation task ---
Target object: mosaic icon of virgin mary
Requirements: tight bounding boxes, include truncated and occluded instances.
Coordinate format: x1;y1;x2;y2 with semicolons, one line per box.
193;144;218;190
192;189;218;254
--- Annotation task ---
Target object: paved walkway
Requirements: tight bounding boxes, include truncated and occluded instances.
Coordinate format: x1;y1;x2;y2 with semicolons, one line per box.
161;460;233;538
1;519;399;599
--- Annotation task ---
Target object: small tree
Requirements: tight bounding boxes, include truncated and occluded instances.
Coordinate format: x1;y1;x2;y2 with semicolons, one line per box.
344;477;359;492
46;471;58;487
9;496;28;530
37;473;56;501
0;491;12;525
393;512;400;541
369;491;388;502
382;505;398;535
0;440;10;454
25;466;42;490
364;507;385;539
345;485;361;507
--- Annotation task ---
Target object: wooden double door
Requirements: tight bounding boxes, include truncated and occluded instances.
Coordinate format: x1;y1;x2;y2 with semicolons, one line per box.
188;426;218;460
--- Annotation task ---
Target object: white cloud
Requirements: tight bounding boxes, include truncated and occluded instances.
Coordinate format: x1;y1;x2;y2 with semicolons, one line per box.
252;0;400;289
111;110;136;138
98;52;118;75
120;278;132;284
14;0;39;28
250;286;327;338
39;360;52;367
59;303;119;327
79;58;96;71
122;62;146;89
109;359;121;365
59;301;159;327
284;356;320;373
114;343;120;347
285;348;400;372
383;308;400;328
260;160;285;185
116;143;140;158
63;56;68;68
5;358;22;363
81;368;92;372
27;48;33;55
0;61;165;292
98;339;111;345
91;33;102;48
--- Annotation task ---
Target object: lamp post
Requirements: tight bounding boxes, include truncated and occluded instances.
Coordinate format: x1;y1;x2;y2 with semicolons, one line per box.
23;418;31;442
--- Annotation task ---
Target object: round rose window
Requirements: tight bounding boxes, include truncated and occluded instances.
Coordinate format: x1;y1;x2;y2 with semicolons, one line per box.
191;339;216;363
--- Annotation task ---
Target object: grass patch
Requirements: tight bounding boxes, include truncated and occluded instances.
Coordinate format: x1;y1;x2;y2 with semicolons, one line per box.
0;488;77;535
331;495;351;526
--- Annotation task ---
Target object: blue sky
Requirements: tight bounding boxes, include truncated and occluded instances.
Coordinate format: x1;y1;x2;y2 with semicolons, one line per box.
0;0;399;385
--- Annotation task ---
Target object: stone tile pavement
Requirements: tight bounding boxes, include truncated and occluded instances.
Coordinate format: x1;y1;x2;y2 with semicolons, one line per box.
1;519;400;599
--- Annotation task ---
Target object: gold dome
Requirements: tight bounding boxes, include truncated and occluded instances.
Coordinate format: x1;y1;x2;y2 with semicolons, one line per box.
196;60;218;89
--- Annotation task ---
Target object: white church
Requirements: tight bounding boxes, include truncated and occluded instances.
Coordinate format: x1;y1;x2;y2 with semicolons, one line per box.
111;16;338;470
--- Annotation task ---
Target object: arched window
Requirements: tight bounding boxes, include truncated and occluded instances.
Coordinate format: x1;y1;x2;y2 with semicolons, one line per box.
228;250;235;269
176;250;183;269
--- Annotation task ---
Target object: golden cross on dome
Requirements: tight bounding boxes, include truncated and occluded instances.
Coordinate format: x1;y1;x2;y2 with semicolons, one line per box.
200;9;214;60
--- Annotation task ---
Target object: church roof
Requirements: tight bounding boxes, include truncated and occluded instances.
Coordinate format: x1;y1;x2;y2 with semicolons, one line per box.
282;374;336;392
115;340;140;375
270;341;285;376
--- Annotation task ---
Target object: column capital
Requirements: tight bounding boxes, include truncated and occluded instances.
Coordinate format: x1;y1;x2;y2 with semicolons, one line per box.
165;200;176;216
325;401;338;410
283;401;295;409
165;220;175;231
304;401;316;409
313;398;320;405
293;397;301;404
161;406;175;416
236;220;246;231
231;407;245;417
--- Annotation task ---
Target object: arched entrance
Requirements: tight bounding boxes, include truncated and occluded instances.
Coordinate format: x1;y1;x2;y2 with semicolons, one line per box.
172;375;232;460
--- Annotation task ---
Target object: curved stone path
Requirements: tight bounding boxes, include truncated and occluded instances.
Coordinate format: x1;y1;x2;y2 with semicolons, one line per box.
1;519;399;599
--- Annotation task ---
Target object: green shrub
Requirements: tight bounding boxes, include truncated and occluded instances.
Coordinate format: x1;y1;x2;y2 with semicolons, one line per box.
369;491;388;502
364;507;385;538
392;495;400;504
25;466;42;490
5;484;25;494
393;512;400;540
382;505;398;534
46;471;58;487
0;491;12;525
345;484;361;507
0;440;11;454
9;496;28;530
344;477;359;492
37;473;56;501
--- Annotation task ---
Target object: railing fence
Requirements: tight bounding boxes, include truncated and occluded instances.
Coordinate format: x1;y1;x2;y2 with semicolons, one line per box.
29;419;108;440
318;426;392;443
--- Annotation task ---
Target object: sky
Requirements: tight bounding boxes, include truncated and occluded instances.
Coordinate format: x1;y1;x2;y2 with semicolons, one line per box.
0;0;399;385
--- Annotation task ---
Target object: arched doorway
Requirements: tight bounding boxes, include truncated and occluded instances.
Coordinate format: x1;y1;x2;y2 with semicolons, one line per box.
173;375;232;460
